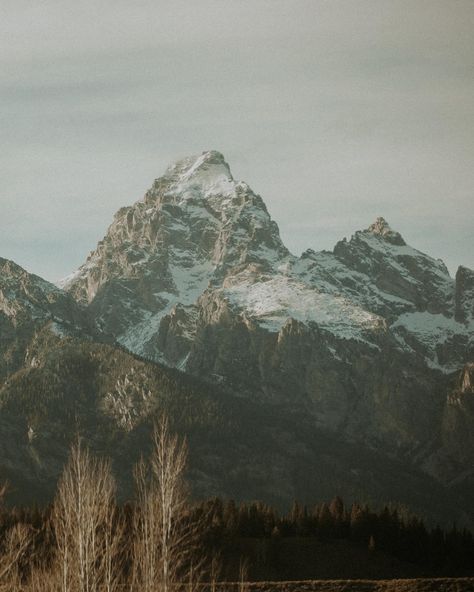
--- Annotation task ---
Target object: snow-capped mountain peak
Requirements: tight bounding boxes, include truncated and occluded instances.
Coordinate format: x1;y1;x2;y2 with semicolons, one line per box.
144;150;237;208
164;150;233;185
366;216;406;246
60;152;473;375
60;151;289;356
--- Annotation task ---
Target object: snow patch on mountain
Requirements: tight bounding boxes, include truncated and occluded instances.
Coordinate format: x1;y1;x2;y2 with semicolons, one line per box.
224;273;385;344
169;262;211;296
391;311;471;373
116;257;213;356
392;311;465;338
291;250;416;315
164;151;236;202
117;310;163;356
356;232;450;282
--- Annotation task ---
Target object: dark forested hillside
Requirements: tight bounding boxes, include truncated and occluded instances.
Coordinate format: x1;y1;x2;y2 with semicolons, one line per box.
0;327;472;530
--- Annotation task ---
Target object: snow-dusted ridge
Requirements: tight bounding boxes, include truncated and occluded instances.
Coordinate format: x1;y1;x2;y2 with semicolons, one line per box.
58;151;473;373
223;273;385;344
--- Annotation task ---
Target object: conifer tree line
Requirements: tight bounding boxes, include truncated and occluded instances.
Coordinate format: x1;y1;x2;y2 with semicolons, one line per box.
1;417;474;590
199;496;474;577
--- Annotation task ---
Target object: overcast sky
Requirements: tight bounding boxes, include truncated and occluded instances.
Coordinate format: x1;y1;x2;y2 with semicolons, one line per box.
1;0;473;282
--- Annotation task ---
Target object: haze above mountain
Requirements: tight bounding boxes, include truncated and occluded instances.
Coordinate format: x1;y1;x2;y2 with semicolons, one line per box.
2;1;473;281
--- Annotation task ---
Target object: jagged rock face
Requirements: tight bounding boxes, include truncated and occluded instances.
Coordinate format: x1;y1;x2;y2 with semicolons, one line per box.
0;257;93;380
61;154;473;374
57;150;474;496
460;362;474;394
0;258;77;324
332;218;453;316
184;313;447;451
366;217;406;246
439;363;474;479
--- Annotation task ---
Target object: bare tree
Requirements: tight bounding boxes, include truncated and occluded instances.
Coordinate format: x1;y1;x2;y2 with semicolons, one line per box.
132;457;160;592
209;552;222;592
238;557;249;592
52;440;124;592
0;522;34;589
133;415;204;592
0;483;34;591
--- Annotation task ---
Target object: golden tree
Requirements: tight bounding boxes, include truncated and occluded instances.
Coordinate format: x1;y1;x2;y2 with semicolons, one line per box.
52;440;123;592
133;415;204;592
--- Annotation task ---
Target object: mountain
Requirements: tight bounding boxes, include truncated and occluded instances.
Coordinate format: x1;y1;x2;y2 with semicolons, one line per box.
61;151;473;442
1;150;473;523
61;152;473;372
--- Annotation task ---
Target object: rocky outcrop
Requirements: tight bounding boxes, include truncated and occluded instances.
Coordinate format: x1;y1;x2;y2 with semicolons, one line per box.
441;363;474;470
61;154;471;377
332;219;453;317
455;266;474;324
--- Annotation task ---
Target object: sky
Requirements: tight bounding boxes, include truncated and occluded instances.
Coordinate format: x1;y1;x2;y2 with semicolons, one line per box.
1;0;473;282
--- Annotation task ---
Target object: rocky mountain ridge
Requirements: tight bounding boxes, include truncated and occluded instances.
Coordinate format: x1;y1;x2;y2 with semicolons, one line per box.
0;257;98;381
60;152;473;373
